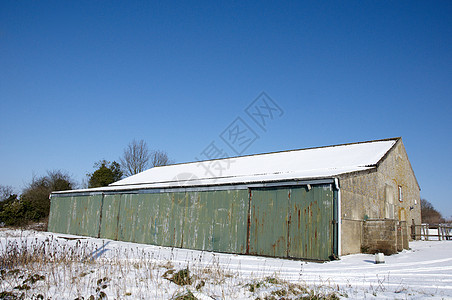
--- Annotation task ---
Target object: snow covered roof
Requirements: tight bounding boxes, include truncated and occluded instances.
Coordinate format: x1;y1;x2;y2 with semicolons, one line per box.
55;138;399;194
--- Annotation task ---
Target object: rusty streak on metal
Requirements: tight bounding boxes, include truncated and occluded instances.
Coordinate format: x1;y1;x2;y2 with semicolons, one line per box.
97;193;104;238
246;188;252;254
48;185;336;261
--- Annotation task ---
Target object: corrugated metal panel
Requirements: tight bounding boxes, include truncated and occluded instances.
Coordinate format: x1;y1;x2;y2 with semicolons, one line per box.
48;185;335;260
288;185;333;260
99;194;120;240
76;195;102;237
94;190;248;254
48;195;101;237
249;185;334;260
249;188;289;257
48;195;72;234
182;191;209;250
209;190;248;253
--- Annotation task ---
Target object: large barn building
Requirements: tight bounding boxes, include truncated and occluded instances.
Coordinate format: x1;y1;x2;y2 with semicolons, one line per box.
48;137;420;260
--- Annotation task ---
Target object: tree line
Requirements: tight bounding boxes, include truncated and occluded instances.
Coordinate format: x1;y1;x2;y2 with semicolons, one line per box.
0;140;171;227
420;198;446;224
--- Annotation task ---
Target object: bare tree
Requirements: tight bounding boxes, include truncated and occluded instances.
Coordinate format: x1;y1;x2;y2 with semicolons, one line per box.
0;185;14;201
120;139;173;176
150;150;171;167
120;139;151;177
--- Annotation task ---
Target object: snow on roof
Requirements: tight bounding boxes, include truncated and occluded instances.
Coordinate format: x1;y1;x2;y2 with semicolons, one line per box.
54;138;398;194
112;138;397;187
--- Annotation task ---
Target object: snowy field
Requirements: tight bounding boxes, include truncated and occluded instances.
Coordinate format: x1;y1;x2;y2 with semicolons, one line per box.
0;229;451;299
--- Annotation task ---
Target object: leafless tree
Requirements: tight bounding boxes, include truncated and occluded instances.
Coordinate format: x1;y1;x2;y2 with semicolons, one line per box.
0;185;14;201
120;139;151;177
150;150;171;167
120;140;173;177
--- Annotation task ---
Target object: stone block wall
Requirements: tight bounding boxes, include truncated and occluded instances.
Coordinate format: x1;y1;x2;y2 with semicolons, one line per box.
399;221;409;249
340;138;421;255
362;219;398;255
397;223;403;251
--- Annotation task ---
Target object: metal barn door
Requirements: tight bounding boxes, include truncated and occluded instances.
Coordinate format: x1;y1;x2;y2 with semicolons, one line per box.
249;187;289;257
287;185;334;260
249;185;334;260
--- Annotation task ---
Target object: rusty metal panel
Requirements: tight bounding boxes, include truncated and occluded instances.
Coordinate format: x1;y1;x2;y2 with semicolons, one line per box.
49;185;335;260
249;185;334;260
249;188;290;257
288;185;333;260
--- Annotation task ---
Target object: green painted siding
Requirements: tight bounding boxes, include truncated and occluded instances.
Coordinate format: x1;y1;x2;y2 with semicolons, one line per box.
99;194;121;240
249;188;289;257
48;184;336;260
249;185;334;260
48;195;72;234
288;185;334;260
50;189;249;253
48;195;102;237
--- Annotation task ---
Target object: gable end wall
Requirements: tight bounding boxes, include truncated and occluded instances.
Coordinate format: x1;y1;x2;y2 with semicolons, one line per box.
339;139;421;255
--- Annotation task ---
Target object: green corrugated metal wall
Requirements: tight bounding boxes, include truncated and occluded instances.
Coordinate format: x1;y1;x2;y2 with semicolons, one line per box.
249;187;290;257
288;185;334;260
249;185;334;260
49;189;249;254
48;184;336;260
48;194;102;237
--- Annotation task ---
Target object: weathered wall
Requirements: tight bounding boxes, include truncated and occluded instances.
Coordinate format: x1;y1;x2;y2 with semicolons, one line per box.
362;219;398;255
341;219;363;255
377;141;421;233
362;220;408;255
398;221;409;250
339;170;380;255
339;139;421;255
49;185;337;260
249;185;335;260
48;194;102;237
49;189;249;254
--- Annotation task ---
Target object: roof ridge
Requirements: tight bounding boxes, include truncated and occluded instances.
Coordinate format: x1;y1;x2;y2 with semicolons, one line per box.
148;137;401;168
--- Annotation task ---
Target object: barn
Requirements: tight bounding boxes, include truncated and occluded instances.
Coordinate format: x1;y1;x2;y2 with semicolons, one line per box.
48;137;420;260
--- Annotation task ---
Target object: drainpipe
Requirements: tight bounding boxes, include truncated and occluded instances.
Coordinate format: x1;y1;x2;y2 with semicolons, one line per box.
334;178;341;256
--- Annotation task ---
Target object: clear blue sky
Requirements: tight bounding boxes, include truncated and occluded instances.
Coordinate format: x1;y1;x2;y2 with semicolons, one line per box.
1;1;451;217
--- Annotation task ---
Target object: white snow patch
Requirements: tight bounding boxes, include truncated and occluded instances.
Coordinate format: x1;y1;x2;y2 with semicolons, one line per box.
1;229;451;299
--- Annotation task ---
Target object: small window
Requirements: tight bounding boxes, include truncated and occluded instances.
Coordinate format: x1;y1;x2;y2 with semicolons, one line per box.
398;186;403;202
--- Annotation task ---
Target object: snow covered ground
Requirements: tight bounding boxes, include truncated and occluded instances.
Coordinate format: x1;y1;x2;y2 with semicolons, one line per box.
0;229;451;299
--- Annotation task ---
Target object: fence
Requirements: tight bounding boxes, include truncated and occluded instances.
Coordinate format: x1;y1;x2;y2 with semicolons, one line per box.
411;224;452;241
